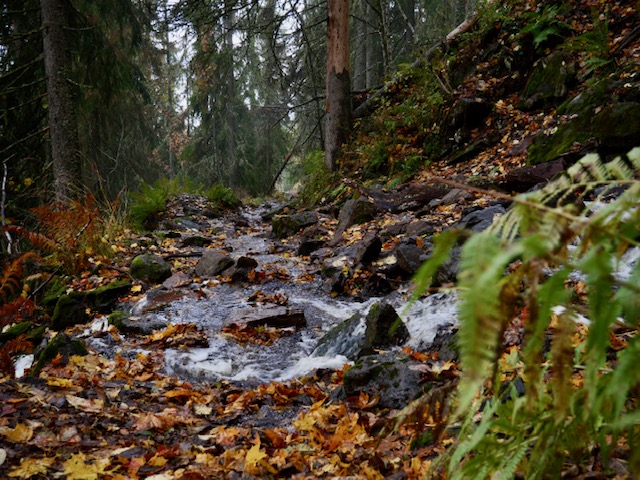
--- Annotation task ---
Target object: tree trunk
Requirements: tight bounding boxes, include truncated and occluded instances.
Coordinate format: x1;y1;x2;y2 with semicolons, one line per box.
224;0;239;187
41;0;81;203
353;0;367;91
325;0;351;172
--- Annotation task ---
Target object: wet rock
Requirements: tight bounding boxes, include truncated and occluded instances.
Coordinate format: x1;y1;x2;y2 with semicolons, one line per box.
342;352;424;409
132;289;200;314
108;311;168;335
194;251;234;277
170;217;203;231
223;256;258;282
396;242;426;275
271;211;318;239
428;188;473;208
520;51;576;110
180;235;212;247
361;273;394;297
313;302;409;359
84;280;132;312
32;333;88;375
51;294;91;331
225;306;306;329
500;158;566;193
162;272;192;289
330;197;378;244
457;204;506;232
297;238;324;256
353;232;382;265
365;302;410;349
433;247;462;286
381;220;408;237
405;220;436;237
130;254;172;284
427;324;459;362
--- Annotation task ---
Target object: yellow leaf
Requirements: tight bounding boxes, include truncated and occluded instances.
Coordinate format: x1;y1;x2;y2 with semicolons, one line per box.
130;285;143;293
9;457;55;478
63;452;111;480
47;377;75;388
245;435;267;468
0;423;33;443
147;454;168;468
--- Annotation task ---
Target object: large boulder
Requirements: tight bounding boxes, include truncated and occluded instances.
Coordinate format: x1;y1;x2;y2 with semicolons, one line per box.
130;254;172;284
457;204;506;232
194;251;234;277
330;197;378;245
313;302;409;359
271;211;318;239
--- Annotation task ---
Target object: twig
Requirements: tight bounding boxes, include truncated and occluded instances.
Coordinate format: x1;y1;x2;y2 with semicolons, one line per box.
2;157;14;254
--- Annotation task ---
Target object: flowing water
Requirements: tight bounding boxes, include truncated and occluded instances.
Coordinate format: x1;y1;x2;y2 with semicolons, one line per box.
86;202;639;386
100;203;460;386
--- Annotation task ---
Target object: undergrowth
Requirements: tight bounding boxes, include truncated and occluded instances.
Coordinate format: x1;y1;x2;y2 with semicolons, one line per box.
410;147;640;478
129;177;240;229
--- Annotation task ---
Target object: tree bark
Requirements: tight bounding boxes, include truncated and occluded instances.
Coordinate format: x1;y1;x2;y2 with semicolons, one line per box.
41;0;81;203
325;0;351;172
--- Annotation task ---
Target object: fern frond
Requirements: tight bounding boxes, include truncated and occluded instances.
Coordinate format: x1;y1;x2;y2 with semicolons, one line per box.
0;252;39;305
4;225;58;253
490;148;640;246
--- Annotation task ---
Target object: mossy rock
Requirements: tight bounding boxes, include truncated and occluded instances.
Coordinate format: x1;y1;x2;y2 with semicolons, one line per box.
0;321;32;344
51;294;91;331
520;51;576;110
592;102;640;148
84;280;132;312
364;302;410;349
107;310;129;331
527;120;590;165
43;277;69;312
130;254;172;284
32;333;87;376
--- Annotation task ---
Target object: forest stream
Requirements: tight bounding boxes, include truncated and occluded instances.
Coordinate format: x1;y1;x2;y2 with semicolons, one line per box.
84;197;460;388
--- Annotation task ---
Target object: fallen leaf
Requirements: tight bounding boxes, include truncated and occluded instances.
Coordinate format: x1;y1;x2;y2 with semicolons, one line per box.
245;434;268;468
62;452;111;480
66;395;104;413
8;456;55;478
0;423;33;443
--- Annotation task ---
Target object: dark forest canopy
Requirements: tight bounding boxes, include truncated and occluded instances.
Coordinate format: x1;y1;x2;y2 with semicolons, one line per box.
0;0;472;206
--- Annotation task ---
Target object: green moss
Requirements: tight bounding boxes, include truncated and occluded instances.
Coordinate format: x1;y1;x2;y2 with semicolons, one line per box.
32;333;88;375
108;310;129;330
85;280;132;310
0;321;32;343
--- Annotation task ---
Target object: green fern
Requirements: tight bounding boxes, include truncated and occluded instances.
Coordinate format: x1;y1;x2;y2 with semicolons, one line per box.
412;147;640;478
